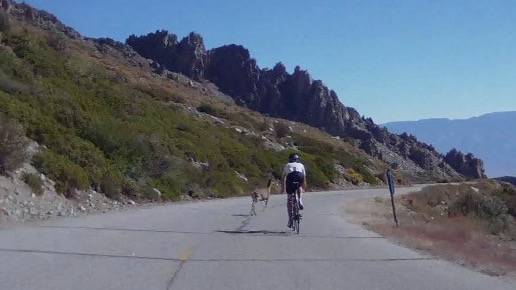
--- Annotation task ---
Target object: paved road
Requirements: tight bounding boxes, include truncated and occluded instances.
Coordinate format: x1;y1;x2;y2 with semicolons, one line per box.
0;187;514;290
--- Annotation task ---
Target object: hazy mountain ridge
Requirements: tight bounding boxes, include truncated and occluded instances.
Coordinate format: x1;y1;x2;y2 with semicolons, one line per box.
384;112;516;177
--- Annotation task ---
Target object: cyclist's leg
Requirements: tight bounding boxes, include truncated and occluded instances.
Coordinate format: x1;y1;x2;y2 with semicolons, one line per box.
287;193;295;227
294;189;303;217
296;188;304;210
250;200;256;216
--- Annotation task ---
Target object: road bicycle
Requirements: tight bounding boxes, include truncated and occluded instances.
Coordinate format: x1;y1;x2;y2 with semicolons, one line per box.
289;189;301;234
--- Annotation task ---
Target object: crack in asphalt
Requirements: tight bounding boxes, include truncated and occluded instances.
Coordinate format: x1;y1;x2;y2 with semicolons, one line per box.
34;225;383;239
0;248;433;263
166;246;193;290
217;230;289;235
36;225;212;235
235;214;252;232
217;230;384;239
166;259;186;290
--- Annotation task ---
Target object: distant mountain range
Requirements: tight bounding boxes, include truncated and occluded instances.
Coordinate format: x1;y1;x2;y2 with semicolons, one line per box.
383;112;516;177
495;176;516;186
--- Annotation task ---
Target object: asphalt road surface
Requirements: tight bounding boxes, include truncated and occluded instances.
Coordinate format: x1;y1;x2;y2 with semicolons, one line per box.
0;187;514;290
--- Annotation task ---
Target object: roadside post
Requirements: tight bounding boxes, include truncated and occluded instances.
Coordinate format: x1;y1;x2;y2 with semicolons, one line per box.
386;169;399;227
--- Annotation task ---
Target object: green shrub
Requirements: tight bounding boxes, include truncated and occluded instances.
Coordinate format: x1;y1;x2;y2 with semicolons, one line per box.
140;184;161;201
0;114;28;174
154;175;184;200
8;34;63;78
487;214;513;235
293;133;380;186
353;164;379;185
0;69;31;94
294;135;335;156
224;111;263;130
100;169;123;200
448;189;512;234
33;150;89;196
176;123;191;132
206;170;244;197
46;31;67;52
346;168;363;185
313;157;335;180
299;155;331;188
450;190;508;218
197;103;225;117
506;195;516;217
0;10;9;32
407;183;516;236
493;183;516;217
257;119;269;132
22;172;44;196
274;122;290;138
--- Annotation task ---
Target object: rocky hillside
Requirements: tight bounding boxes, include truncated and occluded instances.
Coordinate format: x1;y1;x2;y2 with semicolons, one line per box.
0;0;397;212
0;0;484;217
126;31;484;180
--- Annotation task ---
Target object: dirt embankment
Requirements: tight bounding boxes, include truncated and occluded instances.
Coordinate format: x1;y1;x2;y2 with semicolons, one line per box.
344;182;516;277
0;163;137;224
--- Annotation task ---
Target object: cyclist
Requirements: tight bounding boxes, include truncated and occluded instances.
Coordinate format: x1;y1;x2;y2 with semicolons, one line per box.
282;153;307;229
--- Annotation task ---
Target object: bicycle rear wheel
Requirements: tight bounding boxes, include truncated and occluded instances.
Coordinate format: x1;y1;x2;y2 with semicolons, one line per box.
293;196;300;234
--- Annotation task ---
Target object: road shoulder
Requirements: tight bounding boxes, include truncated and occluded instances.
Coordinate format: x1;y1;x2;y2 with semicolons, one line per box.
340;187;516;279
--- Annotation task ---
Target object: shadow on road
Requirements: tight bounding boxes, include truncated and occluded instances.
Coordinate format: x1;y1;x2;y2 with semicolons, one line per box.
216;230;289;236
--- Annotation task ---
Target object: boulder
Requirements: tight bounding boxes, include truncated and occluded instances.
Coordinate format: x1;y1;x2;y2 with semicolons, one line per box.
444;149;486;179
1;0;12;12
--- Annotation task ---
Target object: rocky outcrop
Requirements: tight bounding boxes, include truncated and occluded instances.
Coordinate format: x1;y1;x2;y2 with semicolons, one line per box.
125;30;481;179
2;0;80;39
444;149;486;179
127;31;207;80
176;32;207;80
1;0;12;12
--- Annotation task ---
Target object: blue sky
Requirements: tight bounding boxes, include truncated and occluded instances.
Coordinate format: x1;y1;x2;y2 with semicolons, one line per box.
24;0;516;123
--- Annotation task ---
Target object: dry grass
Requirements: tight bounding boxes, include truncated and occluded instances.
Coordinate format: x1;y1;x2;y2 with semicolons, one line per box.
402;182;516;237
344;182;516;277
0;114;28;174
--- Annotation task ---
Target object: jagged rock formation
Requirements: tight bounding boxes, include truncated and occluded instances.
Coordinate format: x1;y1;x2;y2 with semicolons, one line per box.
126;30;485;180
0;0;12;14
444;149;486;179
127;31;207;79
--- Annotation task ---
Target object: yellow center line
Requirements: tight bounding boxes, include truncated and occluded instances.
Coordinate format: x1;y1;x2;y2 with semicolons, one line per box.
178;246;193;262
